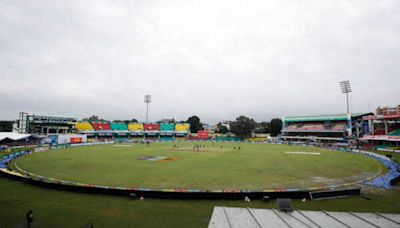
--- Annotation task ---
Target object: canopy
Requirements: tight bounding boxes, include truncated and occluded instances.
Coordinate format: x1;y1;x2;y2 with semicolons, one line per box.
284;113;373;123
0;133;33;141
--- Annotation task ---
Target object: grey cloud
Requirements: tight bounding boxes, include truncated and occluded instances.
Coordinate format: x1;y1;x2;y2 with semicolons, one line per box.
1;0;399;124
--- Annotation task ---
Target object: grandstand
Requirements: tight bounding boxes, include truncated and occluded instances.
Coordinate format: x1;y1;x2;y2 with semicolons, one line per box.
143;123;160;131
174;123;190;140
73;122;190;142
128;123;144;131
175;123;190;132
128;123;144;132
143;124;160;141
91;123;112;131
160;123;175;141
110;122;129;131
75;122;94;132
360;105;400;147
127;123;144;140
110;123;129;141
160;123;175;132
281;113;374;144
89;123;113;141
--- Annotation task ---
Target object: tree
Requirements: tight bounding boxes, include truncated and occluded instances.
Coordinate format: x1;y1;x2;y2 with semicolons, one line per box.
113;119;137;124
230;116;257;139
156;118;175;124
254;121;270;133
270;118;283;136
216;122;229;134
82;115;106;122
0;121;13;132
186;116;204;133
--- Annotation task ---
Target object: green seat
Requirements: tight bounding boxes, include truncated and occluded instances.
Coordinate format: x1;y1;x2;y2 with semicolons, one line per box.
388;129;400;136
160;123;175;131
110;123;128;131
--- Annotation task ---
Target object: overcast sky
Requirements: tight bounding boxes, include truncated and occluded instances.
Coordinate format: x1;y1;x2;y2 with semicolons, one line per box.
1;0;399;124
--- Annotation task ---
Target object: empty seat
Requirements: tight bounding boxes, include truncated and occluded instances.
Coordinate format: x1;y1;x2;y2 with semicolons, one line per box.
175;123;190;131
76;122;94;131
91;123;112;131
128;123;144;131
110;123;128;131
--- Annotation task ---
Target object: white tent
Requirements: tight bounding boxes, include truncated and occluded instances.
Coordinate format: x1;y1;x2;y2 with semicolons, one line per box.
0;133;43;143
0;133;33;141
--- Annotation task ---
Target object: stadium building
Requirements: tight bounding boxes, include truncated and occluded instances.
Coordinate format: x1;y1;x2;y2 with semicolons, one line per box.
360;105;400;147
18;112;77;135
281;113;374;144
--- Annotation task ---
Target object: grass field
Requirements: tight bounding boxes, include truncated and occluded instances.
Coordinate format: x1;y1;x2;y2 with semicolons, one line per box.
0;142;399;227
0;173;400;227
14;142;382;190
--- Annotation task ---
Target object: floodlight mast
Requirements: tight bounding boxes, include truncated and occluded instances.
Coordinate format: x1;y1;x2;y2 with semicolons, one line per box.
144;95;151;123
340;80;352;138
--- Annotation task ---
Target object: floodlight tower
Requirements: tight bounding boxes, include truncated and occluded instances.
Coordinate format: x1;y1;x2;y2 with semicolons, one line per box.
340;80;352;137
144;95;151;123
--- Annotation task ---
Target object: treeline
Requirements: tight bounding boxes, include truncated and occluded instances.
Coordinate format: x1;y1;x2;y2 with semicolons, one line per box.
215;116;282;138
186;115;282;138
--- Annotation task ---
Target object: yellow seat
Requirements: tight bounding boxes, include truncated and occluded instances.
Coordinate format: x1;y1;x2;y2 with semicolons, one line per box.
76;122;94;131
128;123;144;131
175;124;190;131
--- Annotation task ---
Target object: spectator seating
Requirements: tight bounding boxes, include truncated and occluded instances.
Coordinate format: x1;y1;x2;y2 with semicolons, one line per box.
175;123;190;132
91;123;112;131
286;122;346;132
76;122;94;131
128;123;144;131
110;123;128;131
331;123;346;131
286;123;324;131
160;123;175;131
144;124;160;131
388;129;400;136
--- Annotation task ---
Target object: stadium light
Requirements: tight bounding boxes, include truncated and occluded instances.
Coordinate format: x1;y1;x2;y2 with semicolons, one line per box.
339;80;352;137
144;95;151;123
339;80;352;114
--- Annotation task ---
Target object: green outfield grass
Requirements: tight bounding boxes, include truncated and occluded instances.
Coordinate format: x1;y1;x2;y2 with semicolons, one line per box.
0;142;399;227
14;142;382;190
0;175;399;227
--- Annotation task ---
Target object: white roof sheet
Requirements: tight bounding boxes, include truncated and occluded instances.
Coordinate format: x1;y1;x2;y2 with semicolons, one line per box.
209;207;400;228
